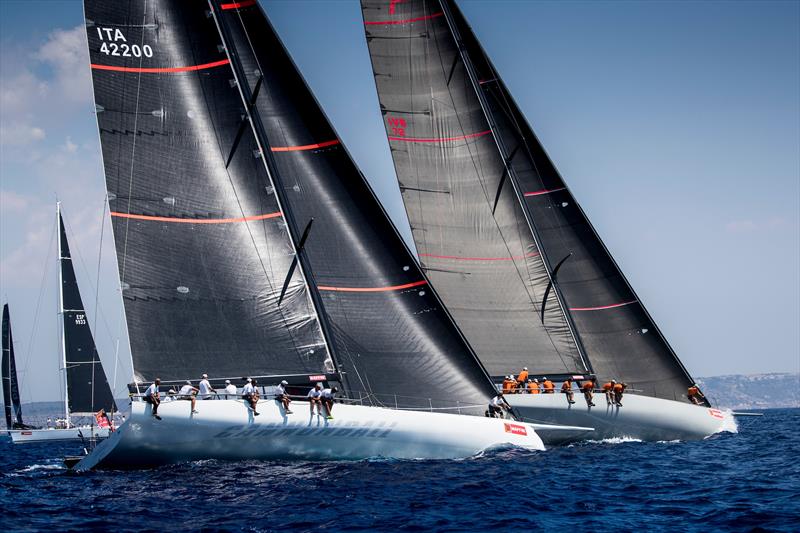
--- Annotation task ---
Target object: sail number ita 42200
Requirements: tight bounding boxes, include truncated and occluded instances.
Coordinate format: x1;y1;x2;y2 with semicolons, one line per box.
96;28;153;58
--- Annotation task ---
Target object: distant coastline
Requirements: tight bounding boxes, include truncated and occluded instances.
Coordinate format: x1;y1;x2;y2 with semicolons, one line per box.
697;373;799;410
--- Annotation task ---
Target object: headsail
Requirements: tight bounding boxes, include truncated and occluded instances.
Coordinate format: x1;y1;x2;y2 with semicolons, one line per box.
362;0;700;403
58;209;117;414
2;304;24;429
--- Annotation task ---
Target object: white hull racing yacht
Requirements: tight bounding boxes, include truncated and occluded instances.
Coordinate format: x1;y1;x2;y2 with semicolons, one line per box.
360;0;735;442
5;208;117;444
74;0;547;469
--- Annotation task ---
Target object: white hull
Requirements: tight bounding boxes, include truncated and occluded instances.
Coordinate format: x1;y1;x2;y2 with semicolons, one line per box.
74;398;544;470
506;393;737;444
10;426;111;444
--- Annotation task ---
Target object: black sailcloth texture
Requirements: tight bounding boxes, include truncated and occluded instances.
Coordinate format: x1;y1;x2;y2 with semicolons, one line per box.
361;0;585;378
362;0;699;402
84;0;330;382
2;304;24;428
214;0;495;410
59;213;117;414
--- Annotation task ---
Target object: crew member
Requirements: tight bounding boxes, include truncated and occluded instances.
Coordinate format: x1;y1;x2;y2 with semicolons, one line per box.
242;378;260;416
542;377;555;393
198;373;216;400
179;380;200;414
488;392;510;418
321;386;338;419
613;382;627;406
527;378;541;394
224;379;237;399
144;378;162;420
275;380;293;414
602;380;616;405
307;383;323;415
517;367;529;385
561;379;575;404
502;376;514;394
687;384;705;405
581;379;596;407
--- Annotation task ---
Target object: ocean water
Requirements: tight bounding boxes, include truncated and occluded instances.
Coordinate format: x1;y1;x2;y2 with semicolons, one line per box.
1;409;798;532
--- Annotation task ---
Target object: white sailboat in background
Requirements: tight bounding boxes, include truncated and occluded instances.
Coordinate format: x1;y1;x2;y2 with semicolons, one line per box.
7;204;117;444
73;0;548;470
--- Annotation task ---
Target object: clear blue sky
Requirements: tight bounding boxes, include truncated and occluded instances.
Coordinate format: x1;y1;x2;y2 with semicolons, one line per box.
1;0;798;403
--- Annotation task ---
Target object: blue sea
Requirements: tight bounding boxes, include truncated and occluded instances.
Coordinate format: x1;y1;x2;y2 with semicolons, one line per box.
1;409;798;532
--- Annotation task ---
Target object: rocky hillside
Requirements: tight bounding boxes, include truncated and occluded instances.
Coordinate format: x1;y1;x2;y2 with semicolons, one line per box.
696;373;799;410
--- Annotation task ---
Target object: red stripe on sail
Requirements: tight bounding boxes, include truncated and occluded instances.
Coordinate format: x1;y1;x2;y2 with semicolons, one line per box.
90;59;230;74
365;12;444;25
317;280;428;293
569;300;637;312
110;212;282;224
270;140;340;152
420;251;539;262
220;0;256;9
524;187;566;197
388;130;491;143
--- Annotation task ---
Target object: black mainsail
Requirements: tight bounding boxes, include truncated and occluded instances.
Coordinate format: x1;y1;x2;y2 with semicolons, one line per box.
58;208;117;414
2;304;25;429
85;0;494;410
361;0;700;403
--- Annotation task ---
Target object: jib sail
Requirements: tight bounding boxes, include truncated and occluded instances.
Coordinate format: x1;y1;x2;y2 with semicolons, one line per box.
2;304;24;429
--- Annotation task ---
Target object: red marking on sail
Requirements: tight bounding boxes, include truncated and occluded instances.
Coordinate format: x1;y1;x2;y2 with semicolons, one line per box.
90;59;230;74
569;300;637;312
365;12;444;25
420;251;539;262
110;212;282;224
220;0;256;9
270;140;340;152
388;130;491;143
317;280;428;293
524;187;566;197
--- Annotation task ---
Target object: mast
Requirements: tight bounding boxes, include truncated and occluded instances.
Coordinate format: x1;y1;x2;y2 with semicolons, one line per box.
207;0;342;385
439;0;591;374
56;202;70;424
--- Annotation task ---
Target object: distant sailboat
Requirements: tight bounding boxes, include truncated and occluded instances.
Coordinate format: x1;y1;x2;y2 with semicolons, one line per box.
360;0;734;441
2;304;37;433
8;205;117;444
74;0;544;470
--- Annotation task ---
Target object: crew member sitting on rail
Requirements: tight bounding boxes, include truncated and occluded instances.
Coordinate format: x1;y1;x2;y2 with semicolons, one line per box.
542;377;555;393
488;392;510;418
517;367;529;386
502;376;512;394
527;378;540;394
687;384;705;405
321;386;338;419
307;383;323;415
224;379;237;399
144;378;162;420
581;379;596;407
275;380;293;414
602;380;615;405
198;373;216;400
179;380;200;414
613;382;627;406
561;379;576;404
242;378;259;416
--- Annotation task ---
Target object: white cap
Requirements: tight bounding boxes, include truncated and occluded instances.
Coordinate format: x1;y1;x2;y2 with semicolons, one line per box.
315;383;322;388
202;373;208;379
225;379;231;384
185;380;191;385
247;378;252;383
280;380;289;386
523;367;528;370
543;377;547;380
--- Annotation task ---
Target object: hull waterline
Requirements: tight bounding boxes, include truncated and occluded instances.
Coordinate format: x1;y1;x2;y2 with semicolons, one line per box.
506;393;736;444
74;399;544;470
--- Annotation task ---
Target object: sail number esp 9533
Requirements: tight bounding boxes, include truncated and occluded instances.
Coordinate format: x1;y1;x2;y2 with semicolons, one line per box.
96;28;153;58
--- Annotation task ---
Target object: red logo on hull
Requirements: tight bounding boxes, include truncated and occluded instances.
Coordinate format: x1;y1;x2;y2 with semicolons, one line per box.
503;423;528;436
708;408;724;420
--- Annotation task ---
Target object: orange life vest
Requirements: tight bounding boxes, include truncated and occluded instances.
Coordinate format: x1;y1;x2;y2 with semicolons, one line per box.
528;382;540;394
581;381;594;392
561;381;572;392
688;386;699;396
518;370;529;383
543;380;555;392
613;383;625;393
602;382;613;392
502;379;513;394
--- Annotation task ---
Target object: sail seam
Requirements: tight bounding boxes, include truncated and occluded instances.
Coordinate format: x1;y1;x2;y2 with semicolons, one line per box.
270;139;340;152
220;0;256;9
110;211;282;223
317;280;427;293
365;13;444;26
570;300;638;312
388;130;491;143
420;251;539;261
523;187;566;197
90;59;230;73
